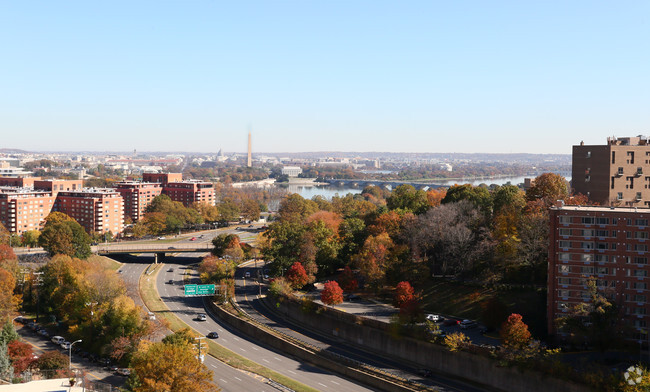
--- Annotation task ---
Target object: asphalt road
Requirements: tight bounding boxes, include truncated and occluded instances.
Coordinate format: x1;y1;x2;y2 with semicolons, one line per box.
235;264;488;392
157;257;374;392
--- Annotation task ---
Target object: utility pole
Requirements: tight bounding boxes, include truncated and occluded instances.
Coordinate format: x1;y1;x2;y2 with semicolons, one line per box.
194;337;206;363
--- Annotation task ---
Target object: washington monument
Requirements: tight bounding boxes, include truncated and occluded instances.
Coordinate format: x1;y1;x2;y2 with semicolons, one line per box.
247;131;252;167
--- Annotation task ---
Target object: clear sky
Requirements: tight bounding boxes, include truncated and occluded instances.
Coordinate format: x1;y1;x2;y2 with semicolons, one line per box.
1;1;649;154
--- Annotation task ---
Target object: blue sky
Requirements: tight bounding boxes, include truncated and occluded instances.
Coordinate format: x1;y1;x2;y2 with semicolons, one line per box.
1;1;648;154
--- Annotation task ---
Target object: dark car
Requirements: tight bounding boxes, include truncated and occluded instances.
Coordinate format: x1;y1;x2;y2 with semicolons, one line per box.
168;268;174;272
345;294;361;301
442;318;460;326
207;332;219;339
167;279;174;284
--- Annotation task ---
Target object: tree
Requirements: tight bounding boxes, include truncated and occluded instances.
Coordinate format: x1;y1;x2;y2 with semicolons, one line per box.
22;230;40;248
277;194;318;224
286;262;309;289
7;340;35;374
36;350;68;373
444;332;471;352
0;245;15;263
0;342;12;381
442;184;493;216
0;269;18;321
525;173;569;205
0;222;10;246
0;321;19;345
337;266;358;293
500;313;531;349
386;185;429;214
216;199;241;222
399;298;423;324
211;234;240;257
393;281;415;308
162;328;196;347
353;233;394;288
39;212;91;259
321;281;344;305
492;185;525;216
240;199;261;222
130;341;219;392
199;255;236;283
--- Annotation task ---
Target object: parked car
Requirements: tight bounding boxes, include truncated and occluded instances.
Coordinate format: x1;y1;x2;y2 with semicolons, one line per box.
60;341;71;350
460;319;478;329
107;364;119;372
157;237;165;240
116;368;131;376
345;294;361;301
442;318;460;326
207;332;219;339
190;237;197;241
426;314;443;323
244;271;251;278
168;268;174;272
196;313;207;321
147;312;156;320
51;336;66;345
37;329;50;338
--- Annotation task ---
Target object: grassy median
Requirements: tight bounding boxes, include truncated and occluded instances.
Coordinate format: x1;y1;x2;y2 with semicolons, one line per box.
139;263;319;392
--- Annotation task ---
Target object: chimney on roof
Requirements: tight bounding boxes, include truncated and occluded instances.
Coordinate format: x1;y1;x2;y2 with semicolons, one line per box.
580;141;584;146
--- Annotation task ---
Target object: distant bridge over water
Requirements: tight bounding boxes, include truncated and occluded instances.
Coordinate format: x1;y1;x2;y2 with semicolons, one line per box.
324;179;448;190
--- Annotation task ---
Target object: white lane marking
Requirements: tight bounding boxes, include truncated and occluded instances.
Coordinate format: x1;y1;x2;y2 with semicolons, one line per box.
318;382;328;388
239;348;246;352
262;358;270;363
274;357;281;361
234;377;242;381
220;378;228;383
251;346;258;351
331;381;340;385
233;337;240;341
288;370;296;375
211;364;217;368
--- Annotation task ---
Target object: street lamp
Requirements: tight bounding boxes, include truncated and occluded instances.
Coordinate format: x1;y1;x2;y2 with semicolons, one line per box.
69;340;82;370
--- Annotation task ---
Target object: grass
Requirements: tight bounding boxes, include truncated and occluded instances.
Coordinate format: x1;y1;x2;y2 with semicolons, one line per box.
419;279;547;336
89;254;122;271
139;263;319;392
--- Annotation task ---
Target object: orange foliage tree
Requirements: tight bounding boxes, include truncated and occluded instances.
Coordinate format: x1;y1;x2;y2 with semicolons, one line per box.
337;266;358;292
393;281;415;307
8;340;36;374
321;281;344;305
286;262;309;289
500;313;532;349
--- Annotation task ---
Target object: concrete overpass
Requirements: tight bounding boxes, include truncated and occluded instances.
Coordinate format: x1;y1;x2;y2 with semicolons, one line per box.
96;243;213;262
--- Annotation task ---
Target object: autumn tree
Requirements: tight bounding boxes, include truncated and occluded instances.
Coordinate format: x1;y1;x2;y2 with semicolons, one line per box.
277;194;318;224
321;281;344;305
386;185;429;214
216;198;241;222
240;198;261;222
36;350;68;373
353;233;394;289
393;281;415;308
0;222;9;246
337;266;358;292
7;340;36;374
492;185;525;216
442;184;493;217
286;262;309;289
199;255;236;283
0;269;18;321
38;212;91;259
211;234;240;257
525;173;569;205
0;245;15;263
129;341;219;392
500;313;531;349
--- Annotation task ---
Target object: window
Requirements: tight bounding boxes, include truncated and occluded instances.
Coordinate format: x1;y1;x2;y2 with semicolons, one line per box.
612;151;616;164
628;151;635;164
635;257;648;265
580;229;595;237
559;241;571;248
559;216;571;224
559;228;571;236
634;282;648;290
558;277;571;285
595;230;609;237
559;253;571;261
581;266;594;274
581;242;594;249
558;290;570;298
594;254;609;262
636;219;648;226
636;231;649;239
585;175;591;182
596;243;608;250
586;151;591;158
618;192;624;200
637;192;643;200
618;167;624;175
634;295;647;302
636;244;648;252
596;217;610;225
581;217;595;224
559;265;570;273
633;270;648;277
596;267;609;275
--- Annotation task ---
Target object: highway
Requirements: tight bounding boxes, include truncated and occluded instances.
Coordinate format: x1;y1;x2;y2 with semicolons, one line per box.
155;255;374;392
235;263;487;392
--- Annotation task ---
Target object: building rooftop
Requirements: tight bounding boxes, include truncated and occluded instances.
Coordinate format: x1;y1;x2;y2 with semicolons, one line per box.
0;378;84;391
551;205;650;213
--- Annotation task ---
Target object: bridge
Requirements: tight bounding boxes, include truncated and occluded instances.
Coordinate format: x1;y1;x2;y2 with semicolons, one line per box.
95;243;213;262
324;179;448;190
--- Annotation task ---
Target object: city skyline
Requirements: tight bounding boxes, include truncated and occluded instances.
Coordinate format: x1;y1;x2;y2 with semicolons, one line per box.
2;1;649;154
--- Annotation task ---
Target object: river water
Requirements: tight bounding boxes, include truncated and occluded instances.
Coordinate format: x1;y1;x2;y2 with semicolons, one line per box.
282;174;572;200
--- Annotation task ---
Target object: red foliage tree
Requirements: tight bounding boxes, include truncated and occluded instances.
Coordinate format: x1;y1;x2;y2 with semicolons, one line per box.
337;266;358;293
394;281;415;307
286;262;309;289
321;281;344;305
500;313;532;349
399;297;423;324
8;340;36;374
0;244;16;262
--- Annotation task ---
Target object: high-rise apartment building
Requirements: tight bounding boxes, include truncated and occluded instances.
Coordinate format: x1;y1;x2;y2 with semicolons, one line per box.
548;204;650;341
141;173;215;207
142;173;183;185
573;136;650;206
114;181;163;222
54;189;124;235
0;188;55;235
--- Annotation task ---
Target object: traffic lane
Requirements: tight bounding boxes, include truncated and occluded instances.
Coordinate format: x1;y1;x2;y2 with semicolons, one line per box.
122;260;268;392
235;274;485;392
161;265;373;392
16;324;125;387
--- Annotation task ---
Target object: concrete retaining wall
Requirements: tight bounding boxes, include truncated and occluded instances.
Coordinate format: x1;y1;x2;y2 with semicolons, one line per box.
267;296;593;392
203;299;418;392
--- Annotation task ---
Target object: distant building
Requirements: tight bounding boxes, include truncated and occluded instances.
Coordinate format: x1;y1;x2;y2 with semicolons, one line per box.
572;136;650;206
142;172;183;185
0;161;32;177
142;173;215;207
54;189;124;235
114;181;163;222
0;188;55;235
282;166;303;177
548;204;650;341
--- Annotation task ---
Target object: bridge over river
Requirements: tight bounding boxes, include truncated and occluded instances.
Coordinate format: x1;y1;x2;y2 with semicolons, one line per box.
324;179;448;190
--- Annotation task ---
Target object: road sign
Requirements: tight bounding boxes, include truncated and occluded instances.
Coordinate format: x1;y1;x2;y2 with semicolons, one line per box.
184;284;215;296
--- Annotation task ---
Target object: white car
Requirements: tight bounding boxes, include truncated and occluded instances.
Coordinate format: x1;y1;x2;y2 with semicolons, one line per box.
196;313;207;321
116;368;131;376
51;336;65;345
147;312;156;320
426;314;443;322
60;341;71;350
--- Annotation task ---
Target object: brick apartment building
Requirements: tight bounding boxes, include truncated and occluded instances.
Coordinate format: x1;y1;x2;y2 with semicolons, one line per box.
548;205;650;340
0;188;55;235
54;189;124;235
142;173;215;207
114;181;163;222
573;136;650;206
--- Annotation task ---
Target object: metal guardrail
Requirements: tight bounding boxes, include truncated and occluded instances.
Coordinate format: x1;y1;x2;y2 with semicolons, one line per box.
227;297;434;392
267;378;296;392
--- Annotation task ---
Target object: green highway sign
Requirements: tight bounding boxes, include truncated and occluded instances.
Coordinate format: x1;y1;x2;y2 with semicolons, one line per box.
184;284;216;296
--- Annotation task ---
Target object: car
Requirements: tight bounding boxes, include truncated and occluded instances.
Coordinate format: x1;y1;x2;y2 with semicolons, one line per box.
37;329;50;338
167;279;174;285
15;316;28;324
248;224;254;228
107;364;119;372
116;368;131;376
27;322;39;330
460;319;478;329
157;236;166;240
442;318;460;326
207;332;219;339
244;271;251;278
190;237;197;241
168;246;176;250
426;314;443;323
60;341;71;350
91;242;98;246
51;336;65;345
147;312;156;320
168;268;174;272
198;235;204;238
345;294;361;301
196;313;207;321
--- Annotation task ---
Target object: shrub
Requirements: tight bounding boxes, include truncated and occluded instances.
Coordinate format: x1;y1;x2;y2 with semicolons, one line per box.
444;332;471;352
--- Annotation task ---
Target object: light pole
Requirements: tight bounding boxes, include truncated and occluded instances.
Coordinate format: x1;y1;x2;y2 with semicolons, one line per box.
69;340;82;370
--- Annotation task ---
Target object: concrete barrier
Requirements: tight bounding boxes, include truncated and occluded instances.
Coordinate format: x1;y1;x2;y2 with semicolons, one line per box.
266;296;593;392
203;299;422;392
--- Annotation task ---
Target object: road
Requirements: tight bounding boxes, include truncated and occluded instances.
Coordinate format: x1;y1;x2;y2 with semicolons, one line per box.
235;263;488;392
156;256;374;392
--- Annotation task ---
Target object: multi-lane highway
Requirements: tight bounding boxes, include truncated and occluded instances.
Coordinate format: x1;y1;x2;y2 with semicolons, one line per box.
154;258;374;392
